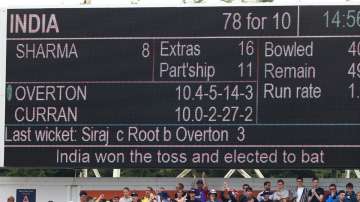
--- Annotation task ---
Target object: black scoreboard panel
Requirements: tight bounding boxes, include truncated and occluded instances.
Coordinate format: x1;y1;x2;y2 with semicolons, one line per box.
5;6;360;168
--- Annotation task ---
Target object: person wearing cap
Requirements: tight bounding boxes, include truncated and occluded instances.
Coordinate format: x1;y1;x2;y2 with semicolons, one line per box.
187;189;201;202
206;189;219;202
80;191;88;202
221;181;236;202
131;192;141;202
120;187;132;202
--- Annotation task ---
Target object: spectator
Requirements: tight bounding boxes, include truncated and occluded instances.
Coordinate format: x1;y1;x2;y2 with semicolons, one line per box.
222;181;236;202
177;183;185;192
142;187;154;202
257;181;274;202
292;177;308;202
308;177;324;202
240;187;259;202
132;192;141;202
95;194;105;202
356;192;360;202
187;189;201;202
174;190;186;202
193;173;208;202
207;189;219;202
345;183;357;202
7;196;15;202
243;184;250;192
80;191;88;202
157;187;170;202
121;187;132;202
239;187;251;202
150;192;157;202
326;184;338;202
273;179;289;202
239;184;250;198
113;195;120;202
261;191;274;202
336;191;346;202
176;184;186;199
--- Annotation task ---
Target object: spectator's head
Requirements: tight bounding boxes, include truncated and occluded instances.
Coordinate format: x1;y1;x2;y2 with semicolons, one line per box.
197;180;204;189
356;191;360;202
131;192;139;202
245;187;254;197
80;191;88;202
329;184;337;194
312;177;319;188
189;189;196;199
264;181;271;191
242;184;250;191
159;188;169;199
277;179;285;190
145;187;153;198
113;195;120;202
346;183;354;193
296;177;304;187
339;191;346;201
176;183;184;191
209;189;217;201
123;187;130;197
177;190;184;198
7;196;15;202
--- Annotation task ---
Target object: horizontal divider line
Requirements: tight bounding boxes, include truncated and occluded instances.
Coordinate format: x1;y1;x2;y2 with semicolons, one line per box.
5;123;360;126
7;35;360;40
6;80;257;84
4;145;360;148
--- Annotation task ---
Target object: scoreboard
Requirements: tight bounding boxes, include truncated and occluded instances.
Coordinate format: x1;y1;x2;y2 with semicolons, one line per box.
2;5;360;168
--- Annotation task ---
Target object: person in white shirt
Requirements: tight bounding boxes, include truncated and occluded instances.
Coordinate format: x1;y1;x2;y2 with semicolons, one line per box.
273;179;289;202
120;187;133;202
292;177;308;202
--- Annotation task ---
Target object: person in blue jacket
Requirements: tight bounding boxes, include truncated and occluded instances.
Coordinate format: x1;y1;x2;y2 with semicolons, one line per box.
326;184;338;202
